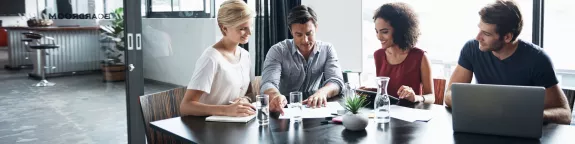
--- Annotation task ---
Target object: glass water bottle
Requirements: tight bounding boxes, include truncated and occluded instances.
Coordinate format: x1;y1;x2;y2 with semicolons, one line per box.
374;77;391;123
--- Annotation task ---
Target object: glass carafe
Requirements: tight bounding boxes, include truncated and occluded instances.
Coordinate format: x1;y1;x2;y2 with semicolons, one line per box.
374;77;390;123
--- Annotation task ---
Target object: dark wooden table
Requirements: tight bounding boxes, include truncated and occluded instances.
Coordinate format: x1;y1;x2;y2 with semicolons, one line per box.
150;102;575;144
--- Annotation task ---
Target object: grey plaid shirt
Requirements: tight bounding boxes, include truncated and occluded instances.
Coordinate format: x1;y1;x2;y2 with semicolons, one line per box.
260;39;344;99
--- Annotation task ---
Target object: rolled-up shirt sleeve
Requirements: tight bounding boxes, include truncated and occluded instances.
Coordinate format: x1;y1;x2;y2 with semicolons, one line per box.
260;46;283;95
322;45;345;95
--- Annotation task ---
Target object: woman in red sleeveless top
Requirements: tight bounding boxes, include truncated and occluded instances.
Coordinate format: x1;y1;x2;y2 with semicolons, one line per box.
361;2;435;104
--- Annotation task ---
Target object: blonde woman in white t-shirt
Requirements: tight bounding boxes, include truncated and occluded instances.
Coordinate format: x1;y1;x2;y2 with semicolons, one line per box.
180;0;256;117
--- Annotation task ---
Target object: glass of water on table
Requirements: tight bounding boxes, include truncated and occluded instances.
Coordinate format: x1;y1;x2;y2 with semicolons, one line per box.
289;91;303;122
256;94;269;125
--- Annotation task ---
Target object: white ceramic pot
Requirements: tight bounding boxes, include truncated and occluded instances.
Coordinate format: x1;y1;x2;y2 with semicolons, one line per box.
342;113;369;131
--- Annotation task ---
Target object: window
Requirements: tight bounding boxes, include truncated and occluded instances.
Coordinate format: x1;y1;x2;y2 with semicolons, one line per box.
174;0;206;11
102;0;125;13
543;0;575;88
147;0;214;18
152;0;173;11
361;0;532;84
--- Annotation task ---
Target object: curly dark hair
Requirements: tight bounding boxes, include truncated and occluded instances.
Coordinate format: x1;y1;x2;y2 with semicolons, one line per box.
373;2;420;50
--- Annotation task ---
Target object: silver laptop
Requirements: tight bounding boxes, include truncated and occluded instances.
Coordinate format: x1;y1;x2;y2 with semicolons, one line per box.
451;83;545;139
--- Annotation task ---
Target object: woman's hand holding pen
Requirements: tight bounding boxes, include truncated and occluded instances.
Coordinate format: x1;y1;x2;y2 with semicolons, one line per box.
224;99;256;117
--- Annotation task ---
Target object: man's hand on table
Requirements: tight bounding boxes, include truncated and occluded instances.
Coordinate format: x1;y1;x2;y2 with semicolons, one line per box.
303;90;328;108
269;94;287;115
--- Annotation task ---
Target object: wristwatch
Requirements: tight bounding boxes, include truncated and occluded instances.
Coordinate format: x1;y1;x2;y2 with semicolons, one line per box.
420;95;426;103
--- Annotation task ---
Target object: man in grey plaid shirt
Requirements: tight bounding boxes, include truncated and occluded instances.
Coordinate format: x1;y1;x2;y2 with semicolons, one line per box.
260;5;344;115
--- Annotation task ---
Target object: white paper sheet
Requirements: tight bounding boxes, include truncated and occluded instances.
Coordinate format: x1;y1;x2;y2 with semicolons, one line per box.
389;105;433;122
279;102;345;119
205;115;256;123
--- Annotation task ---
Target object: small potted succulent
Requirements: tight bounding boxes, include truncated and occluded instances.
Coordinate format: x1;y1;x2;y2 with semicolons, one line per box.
342;94;369;131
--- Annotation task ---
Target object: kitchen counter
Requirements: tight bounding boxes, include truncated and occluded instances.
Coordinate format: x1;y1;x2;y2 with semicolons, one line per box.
3;26;104;78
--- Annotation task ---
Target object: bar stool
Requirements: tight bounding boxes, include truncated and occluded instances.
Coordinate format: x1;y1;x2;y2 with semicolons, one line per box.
22;32;60;87
22;32;39;62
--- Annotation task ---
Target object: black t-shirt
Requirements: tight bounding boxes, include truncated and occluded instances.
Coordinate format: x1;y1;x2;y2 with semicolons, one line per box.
458;39;558;88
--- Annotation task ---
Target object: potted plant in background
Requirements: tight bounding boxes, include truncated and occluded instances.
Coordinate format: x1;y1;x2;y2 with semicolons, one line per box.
342;94;369;131
99;8;125;82
25;9;53;27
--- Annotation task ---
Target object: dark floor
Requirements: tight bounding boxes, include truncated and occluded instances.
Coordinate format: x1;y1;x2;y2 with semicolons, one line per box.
0;48;180;144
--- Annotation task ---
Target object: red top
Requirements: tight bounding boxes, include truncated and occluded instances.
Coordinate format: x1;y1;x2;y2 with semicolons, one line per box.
374;48;424;97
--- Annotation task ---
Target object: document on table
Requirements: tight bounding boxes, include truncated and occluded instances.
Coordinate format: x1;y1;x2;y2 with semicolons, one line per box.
389;105;433;122
205;115;256;123
279;102;345;119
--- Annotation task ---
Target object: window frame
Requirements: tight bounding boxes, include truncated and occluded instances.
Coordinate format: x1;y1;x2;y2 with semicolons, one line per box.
145;0;216;18
533;0;544;47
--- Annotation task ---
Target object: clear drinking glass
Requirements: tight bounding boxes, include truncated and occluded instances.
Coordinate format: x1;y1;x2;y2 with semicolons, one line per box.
289;91;303;122
256;94;269;125
374;77;391;123
343;82;355;97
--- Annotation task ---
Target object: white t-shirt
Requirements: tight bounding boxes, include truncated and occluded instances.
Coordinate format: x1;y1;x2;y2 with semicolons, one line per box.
187;46;251;105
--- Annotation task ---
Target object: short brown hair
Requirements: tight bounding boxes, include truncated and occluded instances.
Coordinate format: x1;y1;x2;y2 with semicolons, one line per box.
373;2;420;50
287;5;318;28
479;0;523;41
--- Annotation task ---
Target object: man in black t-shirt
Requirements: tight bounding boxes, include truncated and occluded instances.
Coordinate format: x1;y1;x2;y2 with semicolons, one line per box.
444;0;571;124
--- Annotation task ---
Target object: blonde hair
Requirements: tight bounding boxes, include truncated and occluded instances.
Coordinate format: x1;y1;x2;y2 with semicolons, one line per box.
217;0;254;28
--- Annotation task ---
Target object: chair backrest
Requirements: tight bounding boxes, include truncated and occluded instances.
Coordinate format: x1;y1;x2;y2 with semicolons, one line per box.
563;87;575;111
139;87;187;144
253;76;262;95
433;78;447;105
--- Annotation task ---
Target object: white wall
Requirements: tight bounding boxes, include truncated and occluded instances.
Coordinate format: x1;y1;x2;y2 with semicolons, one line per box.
142;18;220;86
302;0;363;72
140;0;254;86
104;0;123;13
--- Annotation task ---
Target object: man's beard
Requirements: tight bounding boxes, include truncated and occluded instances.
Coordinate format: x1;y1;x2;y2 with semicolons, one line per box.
489;40;505;52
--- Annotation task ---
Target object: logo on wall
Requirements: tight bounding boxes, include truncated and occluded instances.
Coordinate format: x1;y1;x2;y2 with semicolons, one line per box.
20;13;119;20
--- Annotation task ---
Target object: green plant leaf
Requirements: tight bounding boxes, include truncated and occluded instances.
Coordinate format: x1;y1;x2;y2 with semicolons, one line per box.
98;7;125;65
344;95;368;114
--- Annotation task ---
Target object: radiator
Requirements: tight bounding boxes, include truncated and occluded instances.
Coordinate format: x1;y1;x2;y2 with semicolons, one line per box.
6;29;104;75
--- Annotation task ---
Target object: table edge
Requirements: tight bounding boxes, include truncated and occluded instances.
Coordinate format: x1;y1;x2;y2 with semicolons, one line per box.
149;118;200;144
